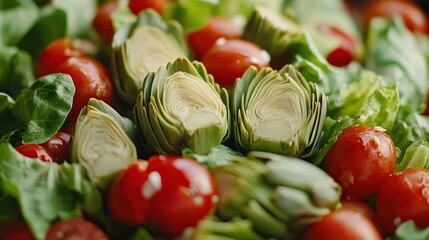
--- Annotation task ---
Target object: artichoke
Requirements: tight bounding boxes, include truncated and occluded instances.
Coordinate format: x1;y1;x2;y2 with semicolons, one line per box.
71;98;137;189
212;151;341;239
231;64;327;158
134;58;229;155
111;9;188;104
243;5;302;59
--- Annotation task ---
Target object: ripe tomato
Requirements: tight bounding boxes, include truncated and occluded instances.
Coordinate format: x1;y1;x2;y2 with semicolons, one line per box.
128;0;167;15
187;16;242;60
376;168;429;233
108;161;151;225
56;56;114;123
15;144;53;162
361;0;429;34
40;131;72;164
324;125;396;199
303;209;382;240
202;39;270;87
92;0;118;45
0;221;35;240
45;218;109;240
147;155;218;237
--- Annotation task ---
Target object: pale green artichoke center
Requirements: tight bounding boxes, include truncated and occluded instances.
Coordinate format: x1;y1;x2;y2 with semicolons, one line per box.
163;72;227;134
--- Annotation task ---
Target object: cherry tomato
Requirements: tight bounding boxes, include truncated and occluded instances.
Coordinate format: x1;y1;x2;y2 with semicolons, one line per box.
15;144;53;162
128;0;167;15
40;131;72;164
424;90;429;116
202;39;270;87
187;16;242;60
376;167;429;233
45;218;109;240
361;0;429;34
108;161;151;225
0;221;35;240
303;209;382;240
92;0;118;45
317;24;357;66
147;155;218;237
324;125;396;199
56;56;114;123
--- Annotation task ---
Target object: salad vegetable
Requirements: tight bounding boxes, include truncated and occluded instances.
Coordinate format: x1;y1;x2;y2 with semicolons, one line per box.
1;0;429;239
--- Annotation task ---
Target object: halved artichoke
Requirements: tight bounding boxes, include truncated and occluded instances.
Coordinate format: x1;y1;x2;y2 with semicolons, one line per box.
231;65;326;158
71;99;137;189
243;5;302;59
134;58;229;155
111;9;188;104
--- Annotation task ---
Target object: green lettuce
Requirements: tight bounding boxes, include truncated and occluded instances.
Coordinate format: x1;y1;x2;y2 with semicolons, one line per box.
396;140;429;172
390;221;429;240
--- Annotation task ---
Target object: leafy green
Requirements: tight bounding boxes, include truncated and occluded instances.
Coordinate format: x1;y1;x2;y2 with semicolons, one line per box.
11;74;75;144
396;140;429;172
0;0;38;46
391;220;429;240
182;145;244;169
0;93;20;138
365;17;429;111
0;142;102;240
213;0;283;20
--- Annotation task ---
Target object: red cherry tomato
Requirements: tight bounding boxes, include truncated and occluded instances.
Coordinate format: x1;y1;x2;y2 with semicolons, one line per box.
324;125;396;199
361;0;429;34
56;56;114;123
187;16;242;60
128;0;167;15
15;144;53;162
317;24;357;66
303;209;382;240
147;155;218;237
45;218;109;240
92;0;118;45
376;168;429;233
40;131;72;164
0;221;35;240
108;161;151;225
202;39;270;87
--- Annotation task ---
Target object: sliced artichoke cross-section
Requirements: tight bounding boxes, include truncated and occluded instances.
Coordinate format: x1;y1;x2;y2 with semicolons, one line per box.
232;65;327;158
134;58;229;155
112;9;188;104
243;5;302;59
71;99;138;189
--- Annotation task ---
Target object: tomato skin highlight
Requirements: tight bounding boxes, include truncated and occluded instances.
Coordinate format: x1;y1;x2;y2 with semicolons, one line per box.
376;167;429;233
108;161;151;225
56;56;114;123
15;144;53;162
45;218;109;240
361;0;429;34
128;0;167;15
202;39;270;87
0;221;35;240
40;131;72;164
324;125;396;199
147;155;218;237
92;0;118;45
187;16;242;60
303;209;382;240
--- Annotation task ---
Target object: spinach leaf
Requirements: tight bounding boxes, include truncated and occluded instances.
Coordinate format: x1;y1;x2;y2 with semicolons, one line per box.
0;142;102;240
11;74;74;144
0;93;21;138
0;0;38;46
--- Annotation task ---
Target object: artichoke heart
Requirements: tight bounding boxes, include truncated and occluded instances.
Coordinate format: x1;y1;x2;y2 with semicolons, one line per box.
232;65;326;158
134;58;229;155
243;5;302;58
72;104;137;188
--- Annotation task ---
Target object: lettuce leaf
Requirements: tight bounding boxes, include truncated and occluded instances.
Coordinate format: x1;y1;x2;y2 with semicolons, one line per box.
0;142;102;240
396;140;429;172
391;220;429;240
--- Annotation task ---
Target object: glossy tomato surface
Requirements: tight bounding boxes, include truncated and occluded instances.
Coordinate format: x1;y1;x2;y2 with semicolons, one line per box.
45;218;109;240
303;209;382;240
187;16;242;60
361;0;429;34
325;125;396;199
92;0;118;45
108;161;151;225
147;155;218;237
40;131;72;164
376;167;429;233
202;39;270;87
0;221;35;240
128;0;167;15
56;56;114;123
15;144;53;162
